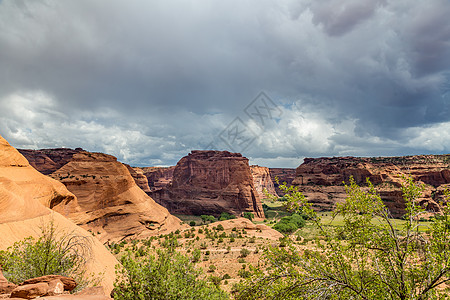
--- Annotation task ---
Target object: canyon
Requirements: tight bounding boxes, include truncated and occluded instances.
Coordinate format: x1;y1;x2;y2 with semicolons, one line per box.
19;149;185;242
19;147;450;220
0;135;118;293
291;155;450;217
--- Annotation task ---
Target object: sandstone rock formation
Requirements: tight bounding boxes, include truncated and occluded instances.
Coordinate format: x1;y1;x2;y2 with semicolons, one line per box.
0;135;118;293
291;156;450;217
250;165;277;198
140;166;175;192
124;165;151;193
21;276;76;292
21;149;186;243
18;148;83;175
269;168;296;196
10;282;49;299
151;151;264;218
0;267;17;295
0;273;111;299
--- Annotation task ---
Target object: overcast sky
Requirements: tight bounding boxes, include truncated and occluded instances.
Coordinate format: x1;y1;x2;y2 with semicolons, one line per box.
1;0;450;168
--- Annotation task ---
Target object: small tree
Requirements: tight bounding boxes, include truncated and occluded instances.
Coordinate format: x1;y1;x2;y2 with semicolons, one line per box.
0;219;93;288
243;212;254;221
235;176;450;299
114;248;228;300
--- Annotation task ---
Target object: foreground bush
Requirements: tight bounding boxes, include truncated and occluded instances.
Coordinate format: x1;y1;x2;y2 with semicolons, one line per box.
235;176;450;299
114;248;229;300
0;220;93;288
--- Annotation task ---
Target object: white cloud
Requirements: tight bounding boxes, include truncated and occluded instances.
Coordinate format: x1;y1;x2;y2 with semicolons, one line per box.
1;0;450;168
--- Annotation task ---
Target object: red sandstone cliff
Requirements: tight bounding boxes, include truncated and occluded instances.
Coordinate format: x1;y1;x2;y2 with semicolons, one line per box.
20;149;185;242
151;151;264;218
250;165;278;198
269;168;296;195
124;165;151;193
141;166;175;192
18;148;83;175
1;136;118;293
291;156;449;217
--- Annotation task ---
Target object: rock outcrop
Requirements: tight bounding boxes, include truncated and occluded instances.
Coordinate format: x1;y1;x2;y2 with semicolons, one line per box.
124;165;151;193
21;149;186;243
0;135;118;294
18;148;83;175
0;267;17;295
291;156;450;217
269;168;296;196
250;165;277;198
141;166;175;192
151;151;264;218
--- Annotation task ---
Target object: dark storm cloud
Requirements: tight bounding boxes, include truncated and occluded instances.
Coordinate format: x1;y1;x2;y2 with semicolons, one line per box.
1;0;450;167
310;0;387;36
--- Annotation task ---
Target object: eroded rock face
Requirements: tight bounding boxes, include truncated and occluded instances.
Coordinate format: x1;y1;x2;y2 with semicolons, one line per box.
18;148;83;175
0;135;118;294
269;168;296;196
124;165;151;193
151;151;264;218
26;151;185;242
141;166;175;192
291;156;449;217
250;165;277;198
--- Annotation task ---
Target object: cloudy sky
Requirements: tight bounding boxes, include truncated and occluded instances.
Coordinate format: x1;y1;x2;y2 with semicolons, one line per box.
1;0;450;168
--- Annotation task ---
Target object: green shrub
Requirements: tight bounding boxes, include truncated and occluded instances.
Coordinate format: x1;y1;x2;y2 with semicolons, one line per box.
240;248;250;258
191;249;201;263
238;269;251;278
189;221;196;226
243;212;254;221
114;248;228;300
201;215;217;224
0;221;94;290
273;213;305;234
208;264;217;272
219;212;236;221
209;275;222;287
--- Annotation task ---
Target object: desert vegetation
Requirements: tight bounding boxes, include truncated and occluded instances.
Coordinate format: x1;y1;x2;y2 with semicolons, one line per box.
0;220;97;291
2;176;449;299
234;176;450;299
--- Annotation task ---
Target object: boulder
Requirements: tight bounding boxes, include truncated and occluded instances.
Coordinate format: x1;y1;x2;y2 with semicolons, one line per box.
45;280;64;296
10;282;49;299
0;278;17;295
21;275;76;292
0;268;17;295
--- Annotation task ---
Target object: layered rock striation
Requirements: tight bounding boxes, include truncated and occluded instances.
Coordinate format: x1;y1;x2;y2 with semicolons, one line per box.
250;165;277;198
292;156;450;217
151;151;264;218
20;149;185;242
141;166;175;192
269;168;296;196
0;135;118;293
124;165;151;193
